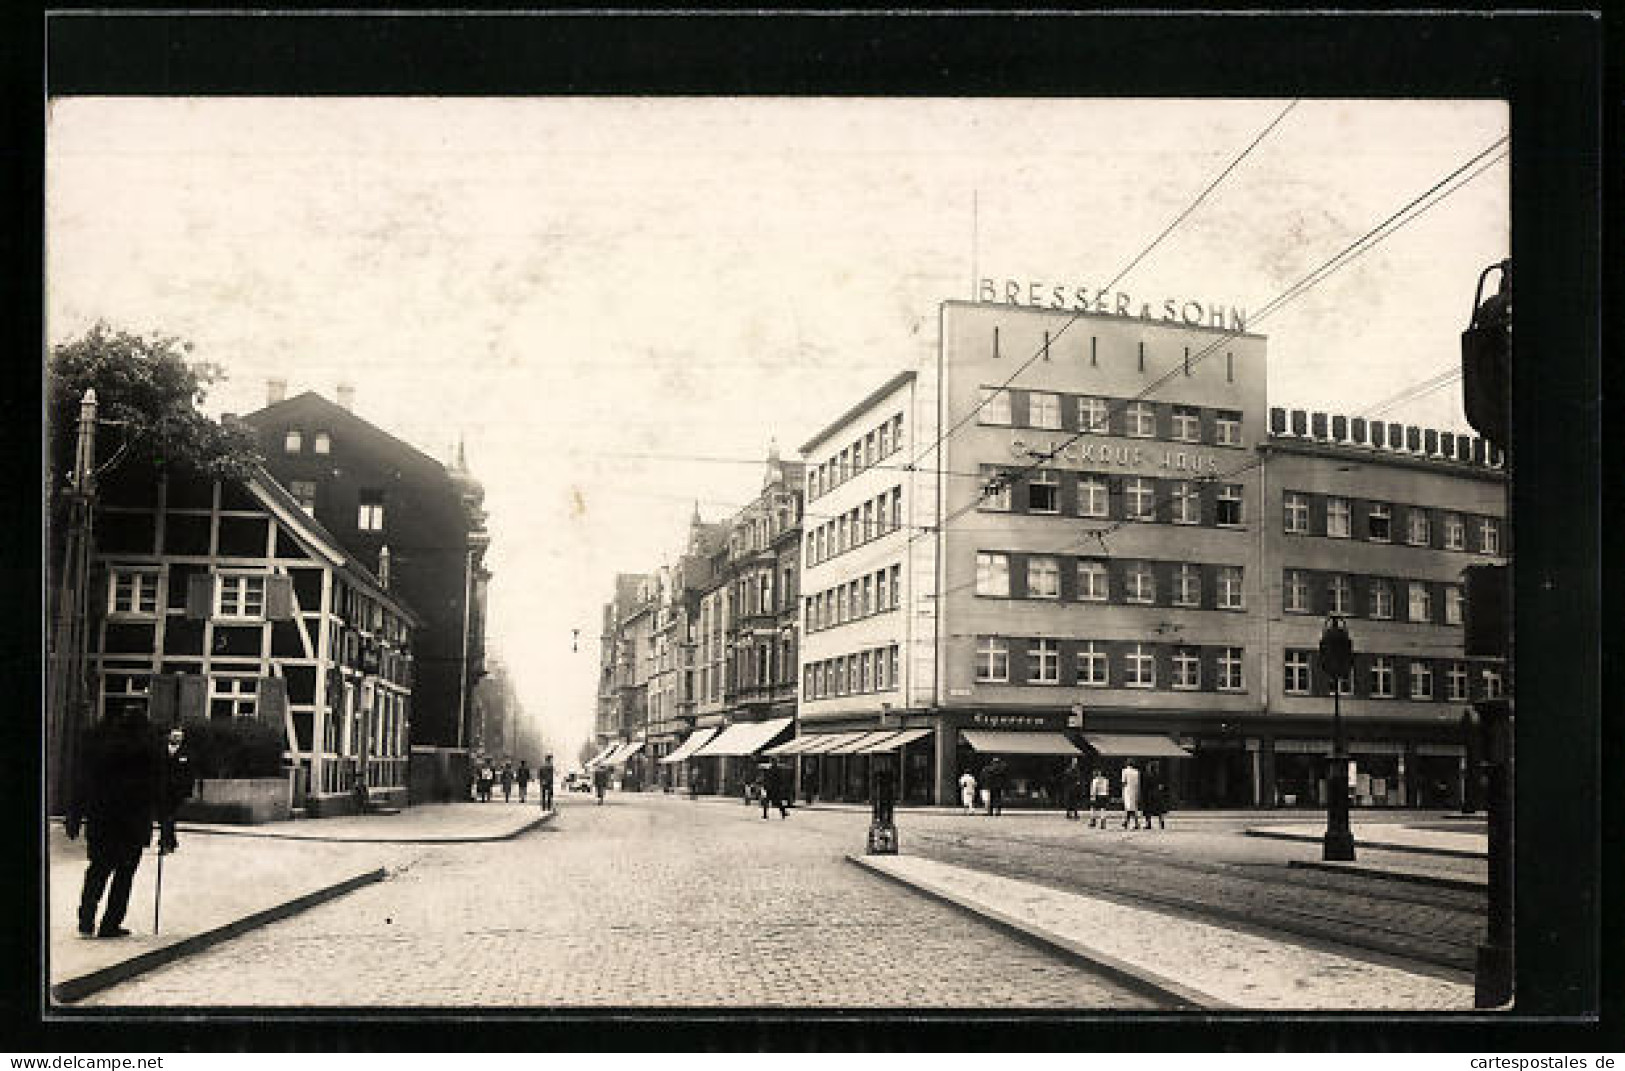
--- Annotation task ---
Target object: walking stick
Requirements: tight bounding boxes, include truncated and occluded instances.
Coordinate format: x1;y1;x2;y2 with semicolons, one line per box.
153;830;164;934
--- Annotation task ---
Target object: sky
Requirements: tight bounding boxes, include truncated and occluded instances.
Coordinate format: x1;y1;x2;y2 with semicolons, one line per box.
45;97;1509;756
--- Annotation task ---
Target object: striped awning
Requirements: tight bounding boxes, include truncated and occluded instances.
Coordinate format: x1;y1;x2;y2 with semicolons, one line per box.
659;727;719;764
762;735;819;756
584;743;618;768
612;741;647;763
961;730;1082;756
826;731;899;754
857;728;933;753
691;717;794;758
1082;734;1193;758
792;732;869;754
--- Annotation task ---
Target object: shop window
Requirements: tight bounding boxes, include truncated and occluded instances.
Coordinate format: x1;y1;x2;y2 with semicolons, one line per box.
1077;396;1109;433
1029;392;1062;430
1028;470;1060;514
1027;557;1060;599
978;387;1012;425
975;552;1010;597
1284;651;1311;695
1327;497;1351;538
1284;492;1310;534
975;636;1009;683
1028;639;1060;685
1218;647;1245;692
1077;642;1108;686
1217;485;1244;526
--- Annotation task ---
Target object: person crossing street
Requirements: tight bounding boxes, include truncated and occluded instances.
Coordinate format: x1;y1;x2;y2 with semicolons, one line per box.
759;760;789;820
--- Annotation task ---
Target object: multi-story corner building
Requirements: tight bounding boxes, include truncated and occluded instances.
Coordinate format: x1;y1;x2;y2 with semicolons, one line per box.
784;297;1504;809
87;462;417;814
646;511;728;789
240;384;491;755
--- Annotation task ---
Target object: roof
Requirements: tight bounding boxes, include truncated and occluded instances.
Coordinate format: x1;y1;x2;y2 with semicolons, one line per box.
798;370;917;456
241;391;451;477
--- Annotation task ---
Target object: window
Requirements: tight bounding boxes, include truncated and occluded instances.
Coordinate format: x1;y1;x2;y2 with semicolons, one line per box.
1172;481;1200;525
1409;582;1433;623
1125;644;1156;688
835;586;848;623
1126;477;1156;520
1482;667;1504;699
1215;410;1242;446
861;501;875;542
1217;484;1244;526
1174;563;1201;607
1445;585;1463;625
1407;508;1431;546
1027;556;1061;599
1370;579;1395;620
1410;661;1434;700
859;575;872;616
102;672;151;716
1328;574;1352;615
1449;663;1475;705
877;421;891;458
1218;566;1245;610
1368;503;1392;542
1078;476;1109;518
1171;406;1201;442
1284;651;1311;695
1284;570;1311;614
875;647;889;690
1218;647;1245;691
1028;470;1060;514
216;574;266;619
110;569;160;615
1077;642;1108;686
209;676;257;719
1077;560;1109;602
1125;401;1156;438
807;470;820;500
313;431;332;455
1172;647;1201;690
289;479;317;515
1125;562;1155;604
889;645;899;689
1370;656;1395;698
1284;492;1310;534
1077;396;1109;433
358;491;385;532
283;428;303;454
864;431;878;469
1444;513;1465;551
975;552;1010;597
876;568;890;612
1327;497;1351;538
889;564;901;609
891;415;904;454
1479;518;1500;555
981;470;1011;511
1029;392;1062;430
979;387;1012;425
1028;639;1060;685
890;487;902;530
860;651;874;692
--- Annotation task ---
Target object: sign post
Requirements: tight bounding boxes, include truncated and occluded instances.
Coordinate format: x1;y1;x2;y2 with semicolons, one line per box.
1318;615;1356;862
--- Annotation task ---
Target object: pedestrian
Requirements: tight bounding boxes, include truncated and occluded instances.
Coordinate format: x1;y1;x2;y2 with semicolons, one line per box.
871;761;897;826
1120;759;1143;830
593;764;609;805
1142;760;1168;831
499;762;515;803
958;768;978;815
515;760;531;803
760;760;789;820
539;755;555;810
1060;757;1084;820
1088;767;1111;827
64;702;161;939
984;757;1007;816
477;763;495;802
157;724;194;854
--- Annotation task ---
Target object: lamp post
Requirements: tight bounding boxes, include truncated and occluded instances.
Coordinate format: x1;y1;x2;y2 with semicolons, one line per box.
867;702;898;854
1318;614;1356;861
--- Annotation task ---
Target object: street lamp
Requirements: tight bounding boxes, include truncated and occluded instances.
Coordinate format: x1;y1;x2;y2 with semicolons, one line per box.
1318;614;1356;861
868;702;898;855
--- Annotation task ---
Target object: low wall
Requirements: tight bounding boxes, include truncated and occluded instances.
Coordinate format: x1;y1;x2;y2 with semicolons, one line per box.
177;777;292;825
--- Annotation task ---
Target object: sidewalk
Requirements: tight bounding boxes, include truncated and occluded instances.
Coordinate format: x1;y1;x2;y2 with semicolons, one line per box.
1244;821;1487;859
48;802;555;1004
852;853;1476;1011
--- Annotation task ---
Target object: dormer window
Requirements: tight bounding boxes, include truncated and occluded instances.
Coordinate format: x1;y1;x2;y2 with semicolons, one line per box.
314;431;332;455
284;429;303;454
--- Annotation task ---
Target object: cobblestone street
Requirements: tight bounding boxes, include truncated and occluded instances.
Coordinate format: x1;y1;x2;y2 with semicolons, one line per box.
82;794;1156;1009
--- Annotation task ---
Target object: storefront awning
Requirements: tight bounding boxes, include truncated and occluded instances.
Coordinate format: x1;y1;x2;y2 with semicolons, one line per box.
612;741;647;763
793;732;869;754
857;728;933;753
659;727;719;764
961;730;1082;755
762;736;817;756
826;731;897;754
584;743;618;768
1274;739;1405;756
1082;734;1192;758
691;716;793;758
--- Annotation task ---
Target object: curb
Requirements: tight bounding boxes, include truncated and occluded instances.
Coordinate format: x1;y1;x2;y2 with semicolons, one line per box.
1243;828;1486;860
845;855;1224;1011
51;867;388;1005
1287;858;1487;893
173;808;558;845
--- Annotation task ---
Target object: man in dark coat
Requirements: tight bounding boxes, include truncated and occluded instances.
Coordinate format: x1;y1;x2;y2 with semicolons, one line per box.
983;757;1008;816
539;755;555;809
515;760;532;803
871;761;897;826
1060;757;1085;820
157;725;194;854
65;703;161;939
760;760;788;820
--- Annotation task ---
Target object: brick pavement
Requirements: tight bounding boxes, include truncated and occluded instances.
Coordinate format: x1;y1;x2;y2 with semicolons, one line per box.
81;794;1158;1009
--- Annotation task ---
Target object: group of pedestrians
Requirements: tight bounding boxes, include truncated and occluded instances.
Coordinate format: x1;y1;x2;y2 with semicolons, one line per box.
473;756;556;808
956;756;1170;829
64;702;195;940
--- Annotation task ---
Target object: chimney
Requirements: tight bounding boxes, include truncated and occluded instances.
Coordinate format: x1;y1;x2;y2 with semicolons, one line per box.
267;378;287;405
337;383;355;411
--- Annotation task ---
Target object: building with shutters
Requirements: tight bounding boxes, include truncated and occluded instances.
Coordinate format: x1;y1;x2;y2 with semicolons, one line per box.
238;385;490;752
88;462;418;814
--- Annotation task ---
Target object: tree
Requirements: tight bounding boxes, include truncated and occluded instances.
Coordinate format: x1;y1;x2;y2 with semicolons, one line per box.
48;322;263;493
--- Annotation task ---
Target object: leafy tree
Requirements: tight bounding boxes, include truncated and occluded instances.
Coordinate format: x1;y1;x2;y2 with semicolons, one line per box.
47;322;263;493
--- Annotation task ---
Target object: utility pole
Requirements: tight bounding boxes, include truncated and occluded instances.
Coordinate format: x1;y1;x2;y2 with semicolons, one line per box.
48;389;99;814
